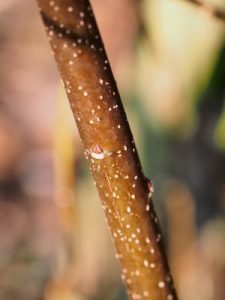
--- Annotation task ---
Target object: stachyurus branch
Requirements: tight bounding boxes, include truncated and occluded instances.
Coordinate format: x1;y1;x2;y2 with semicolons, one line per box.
36;1;178;300
183;0;225;22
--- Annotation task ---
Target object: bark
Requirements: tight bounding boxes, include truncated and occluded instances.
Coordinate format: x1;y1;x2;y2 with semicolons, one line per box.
36;1;178;299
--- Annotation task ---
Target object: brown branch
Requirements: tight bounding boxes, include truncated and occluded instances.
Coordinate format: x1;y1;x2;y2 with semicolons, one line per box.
36;1;178;300
183;0;225;21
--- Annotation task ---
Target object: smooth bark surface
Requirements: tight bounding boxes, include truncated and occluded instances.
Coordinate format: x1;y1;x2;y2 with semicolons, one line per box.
36;1;178;299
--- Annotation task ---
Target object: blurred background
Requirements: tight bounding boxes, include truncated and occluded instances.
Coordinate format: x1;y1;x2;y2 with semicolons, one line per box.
0;0;225;300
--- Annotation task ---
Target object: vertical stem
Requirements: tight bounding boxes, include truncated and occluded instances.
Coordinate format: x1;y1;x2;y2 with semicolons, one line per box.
36;1;178;299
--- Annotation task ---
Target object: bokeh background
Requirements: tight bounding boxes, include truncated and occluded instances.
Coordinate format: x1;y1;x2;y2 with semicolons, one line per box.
0;0;225;300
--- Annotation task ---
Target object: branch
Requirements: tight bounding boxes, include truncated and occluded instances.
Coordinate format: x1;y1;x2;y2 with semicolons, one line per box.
183;0;225;22
36;1;178;299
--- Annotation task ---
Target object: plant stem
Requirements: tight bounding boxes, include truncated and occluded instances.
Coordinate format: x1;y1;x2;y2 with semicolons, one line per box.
36;1;178;299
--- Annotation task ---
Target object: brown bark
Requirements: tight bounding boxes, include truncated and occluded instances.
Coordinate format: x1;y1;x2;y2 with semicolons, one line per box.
36;1;177;299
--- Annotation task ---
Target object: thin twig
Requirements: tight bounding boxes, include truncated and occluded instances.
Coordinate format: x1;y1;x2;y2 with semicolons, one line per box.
183;0;225;22
36;1;178;299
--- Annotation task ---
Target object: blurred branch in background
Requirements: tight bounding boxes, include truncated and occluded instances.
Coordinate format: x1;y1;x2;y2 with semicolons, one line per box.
44;87;82;300
165;181;213;300
182;0;225;21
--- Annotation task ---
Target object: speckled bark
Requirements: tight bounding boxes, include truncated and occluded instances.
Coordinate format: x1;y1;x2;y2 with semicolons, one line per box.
36;1;178;299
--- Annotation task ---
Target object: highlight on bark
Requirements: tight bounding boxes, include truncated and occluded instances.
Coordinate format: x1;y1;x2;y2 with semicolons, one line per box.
183;0;225;22
36;1;178;299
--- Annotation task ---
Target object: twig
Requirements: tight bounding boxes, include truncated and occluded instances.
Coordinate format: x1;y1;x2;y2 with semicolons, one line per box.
183;0;225;22
36;1;178;299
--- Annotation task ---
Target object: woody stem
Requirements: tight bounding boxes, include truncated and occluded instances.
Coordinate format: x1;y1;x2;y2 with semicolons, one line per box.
36;1;178;299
